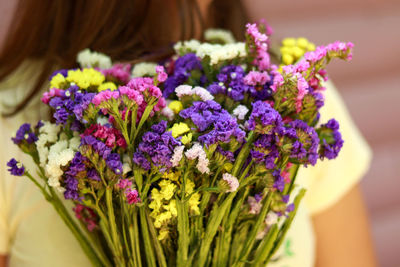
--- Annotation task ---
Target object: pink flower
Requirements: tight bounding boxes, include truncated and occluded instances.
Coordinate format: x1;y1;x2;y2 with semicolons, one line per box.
295;74;309;113
270;72;284;92
155;65;168;83
102;63;132;84
244;70;271;86
118;179;132;189
246;23;270;70
41;88;62;104
126;188;141;204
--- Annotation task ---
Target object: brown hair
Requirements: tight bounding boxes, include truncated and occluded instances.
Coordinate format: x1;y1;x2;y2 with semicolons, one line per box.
0;0;248;117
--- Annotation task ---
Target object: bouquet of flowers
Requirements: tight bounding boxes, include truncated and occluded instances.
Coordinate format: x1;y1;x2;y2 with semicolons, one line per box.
8;21;351;267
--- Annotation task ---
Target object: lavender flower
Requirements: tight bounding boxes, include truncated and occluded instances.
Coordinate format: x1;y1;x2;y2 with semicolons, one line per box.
318;119;344;160
135;121;181;169
12;123;37;144
247;101;282;134
207;65;250;101
106;153;123;175
164;53;204;98
7;159;25;176
282;119;319;166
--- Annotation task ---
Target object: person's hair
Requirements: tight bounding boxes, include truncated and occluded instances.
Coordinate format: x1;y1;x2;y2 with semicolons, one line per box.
0;0;248;117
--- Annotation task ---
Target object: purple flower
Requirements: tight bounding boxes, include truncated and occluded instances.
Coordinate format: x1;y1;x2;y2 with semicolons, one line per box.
87;168;101;181
282;119;319;166
135;121;181;169
54;108;70;124
247;101;282;134
251;134;279;169
207;65;251;101
7;159;25;176
318;119;344;160
198;111;245;146
11;123;37;144
80;135;112;159
133;152;151;171
273;169;285;192
179;100;222;131
163;53;204;98
49;69;69;79
106;153;123;175
64;175;79;200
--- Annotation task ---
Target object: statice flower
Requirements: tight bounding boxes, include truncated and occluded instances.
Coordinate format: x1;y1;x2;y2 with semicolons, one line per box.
12;123;37;144
281;119;320;166
207;65;250;101
185;143;210;174
273;169;285;192
83;124;127;149
125;189;141;204
102;63;131;84
246;23;270;70
233;105;249;120
163;53;204;98
134;121;181;169
198;110;245;146
7;159;25;176
247;101;282;134
73;204;98;231
318;119;344;160
179;100;222;131
220;173;239;193
170;145;185;167
251;134;280;169
105;153;123;175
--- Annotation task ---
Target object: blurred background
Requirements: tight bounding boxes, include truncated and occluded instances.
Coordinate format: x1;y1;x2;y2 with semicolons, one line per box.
1;0;399;266
245;0;400;266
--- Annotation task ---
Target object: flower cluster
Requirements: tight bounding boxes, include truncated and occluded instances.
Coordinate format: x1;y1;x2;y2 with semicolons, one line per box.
8;22;352;267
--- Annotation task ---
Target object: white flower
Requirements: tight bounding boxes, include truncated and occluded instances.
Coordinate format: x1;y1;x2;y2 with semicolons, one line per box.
222;173;239;192
171;145;185;167
204;28;235;44
69;136;81;151
175;85;193;98
96;116;109;126
122;163;132;175
174;39;201;55
185;143;203;160
77;48;112;69
193;86;214;101
56;148;75;166
184;143;210;174
131;62;157;77
248;196;262;214
196;154;210;174
265;212;278;226
161;107;174;120
233;105;249;120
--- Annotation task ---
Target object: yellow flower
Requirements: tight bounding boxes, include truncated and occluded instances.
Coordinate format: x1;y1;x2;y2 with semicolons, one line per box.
282;37;296;47
164;199;178;217
296;37;309;49
168;101;183;114
98;82;117;91
50;73;66;89
158;228;169;241
189;193;201;215
159;180;176;200
170;122;190;138
66;68;105;89
307;43;316;51
282;54;294;65
162;171;180;182
154;211;173;228
181;133;192;145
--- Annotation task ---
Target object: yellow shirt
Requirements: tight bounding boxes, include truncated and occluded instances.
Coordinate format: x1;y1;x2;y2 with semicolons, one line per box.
0;65;371;267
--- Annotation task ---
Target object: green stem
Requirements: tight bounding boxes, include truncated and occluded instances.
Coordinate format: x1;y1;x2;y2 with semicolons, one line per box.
139;206;157;267
176;199;190;267
252;224;279;266
233;192;273;267
105;187;125;266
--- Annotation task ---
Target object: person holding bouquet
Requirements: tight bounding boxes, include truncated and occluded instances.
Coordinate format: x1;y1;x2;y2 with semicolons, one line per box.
0;0;377;266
